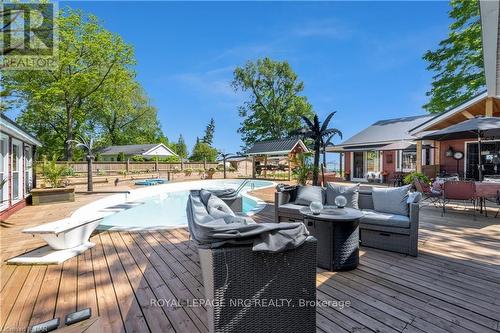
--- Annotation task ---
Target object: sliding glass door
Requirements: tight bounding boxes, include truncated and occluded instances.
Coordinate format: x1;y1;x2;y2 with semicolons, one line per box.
353;152;364;179
11;140;22;203
0;135;8;210
466;140;500;180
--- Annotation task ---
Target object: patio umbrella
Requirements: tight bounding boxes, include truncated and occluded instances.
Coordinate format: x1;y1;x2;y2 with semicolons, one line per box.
421;117;500;180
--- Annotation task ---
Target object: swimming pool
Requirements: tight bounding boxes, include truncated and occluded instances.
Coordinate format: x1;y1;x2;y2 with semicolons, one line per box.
71;179;275;230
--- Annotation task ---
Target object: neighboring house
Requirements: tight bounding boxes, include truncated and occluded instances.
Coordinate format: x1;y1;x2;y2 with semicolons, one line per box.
99;143;178;161
0;114;42;219
330;0;500;182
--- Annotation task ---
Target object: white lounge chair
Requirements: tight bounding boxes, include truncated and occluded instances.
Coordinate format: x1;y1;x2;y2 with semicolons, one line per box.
23;217;101;250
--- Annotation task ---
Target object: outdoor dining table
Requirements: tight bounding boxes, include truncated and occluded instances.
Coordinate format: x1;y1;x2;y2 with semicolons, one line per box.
475;182;500;214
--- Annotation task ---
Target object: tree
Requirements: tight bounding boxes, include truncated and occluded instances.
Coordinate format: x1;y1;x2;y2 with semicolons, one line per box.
299;112;342;186
174;134;188;158
202;118;215;145
3;9;136;160
423;0;484;113
88;74;164;146
232;57;313;149
190;141;218;162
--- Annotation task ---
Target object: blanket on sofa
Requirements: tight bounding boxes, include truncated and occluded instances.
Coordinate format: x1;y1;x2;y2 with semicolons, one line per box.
186;190;309;253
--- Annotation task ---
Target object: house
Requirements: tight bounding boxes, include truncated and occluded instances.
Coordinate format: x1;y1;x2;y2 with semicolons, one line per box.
330;115;434;182
99;143;178;161
330;0;500;182
0;114;42;219
246;137;309;179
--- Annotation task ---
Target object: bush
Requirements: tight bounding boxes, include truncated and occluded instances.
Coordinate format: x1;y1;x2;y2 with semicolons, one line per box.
131;155;145;161
41;156;69;188
62;166;75;177
403;172;430;185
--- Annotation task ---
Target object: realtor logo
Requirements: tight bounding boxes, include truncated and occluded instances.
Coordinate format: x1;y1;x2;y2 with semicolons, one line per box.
1;2;58;70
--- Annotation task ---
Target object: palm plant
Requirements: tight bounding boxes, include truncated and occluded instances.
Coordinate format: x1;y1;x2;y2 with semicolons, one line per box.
292;152;313;185
299;112;342;186
67;136;98;192
218;152;235;179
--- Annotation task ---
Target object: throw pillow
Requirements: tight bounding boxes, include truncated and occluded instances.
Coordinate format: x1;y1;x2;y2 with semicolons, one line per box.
325;183;360;209
372;185;411;216
294;185;324;206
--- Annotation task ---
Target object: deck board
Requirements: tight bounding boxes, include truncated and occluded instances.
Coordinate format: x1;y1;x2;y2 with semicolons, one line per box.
1;186;500;333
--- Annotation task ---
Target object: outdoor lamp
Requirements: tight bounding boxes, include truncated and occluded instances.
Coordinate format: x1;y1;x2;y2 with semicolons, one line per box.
446;147;454;157
309;201;323;215
335;195;348;208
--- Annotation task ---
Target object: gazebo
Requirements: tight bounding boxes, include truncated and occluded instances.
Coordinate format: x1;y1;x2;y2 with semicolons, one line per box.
246;137;309;180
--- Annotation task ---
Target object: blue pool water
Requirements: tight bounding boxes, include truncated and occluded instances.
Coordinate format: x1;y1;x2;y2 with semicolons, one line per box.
99;179;273;230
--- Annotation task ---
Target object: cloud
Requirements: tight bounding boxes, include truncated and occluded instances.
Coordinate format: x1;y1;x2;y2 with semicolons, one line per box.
293;19;353;39
161;66;246;107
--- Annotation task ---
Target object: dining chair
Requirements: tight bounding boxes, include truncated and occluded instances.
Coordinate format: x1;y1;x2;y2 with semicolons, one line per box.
413;177;442;207
442;181;476;219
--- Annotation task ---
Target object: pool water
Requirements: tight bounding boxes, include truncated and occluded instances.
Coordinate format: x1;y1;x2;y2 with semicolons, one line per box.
98;179;273;230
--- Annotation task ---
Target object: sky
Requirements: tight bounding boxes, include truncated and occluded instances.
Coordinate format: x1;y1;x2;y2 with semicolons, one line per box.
60;0;451;164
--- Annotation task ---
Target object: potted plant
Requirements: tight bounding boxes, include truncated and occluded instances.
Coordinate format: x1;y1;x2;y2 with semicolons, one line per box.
206;168;216;179
31;156;75;205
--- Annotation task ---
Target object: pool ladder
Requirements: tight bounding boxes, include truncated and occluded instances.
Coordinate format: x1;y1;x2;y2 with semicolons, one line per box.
234;179;254;195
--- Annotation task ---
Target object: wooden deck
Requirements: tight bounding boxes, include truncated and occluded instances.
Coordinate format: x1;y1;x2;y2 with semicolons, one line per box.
1;188;500;333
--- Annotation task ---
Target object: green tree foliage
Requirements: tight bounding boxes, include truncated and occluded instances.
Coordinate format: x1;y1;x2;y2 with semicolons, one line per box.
423;0;484;113
190;141;218;162
232;57;313;149
2;9;168;160
202;118;216;145
174;134;188;158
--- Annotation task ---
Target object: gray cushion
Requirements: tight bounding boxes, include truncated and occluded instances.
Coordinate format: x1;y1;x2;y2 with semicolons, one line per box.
326;183;359;209
207;195;235;218
294;186;323;206
372;185;411;216
360;209;410;228
278;203;306;216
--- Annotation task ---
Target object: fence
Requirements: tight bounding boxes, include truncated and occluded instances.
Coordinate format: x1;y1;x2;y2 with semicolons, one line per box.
36;161;220;176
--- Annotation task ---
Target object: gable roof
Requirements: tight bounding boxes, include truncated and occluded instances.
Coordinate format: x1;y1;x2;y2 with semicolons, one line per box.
409;91;489;134
332;115;433;151
0;114;42;146
100;143;177;156
246;137;309;155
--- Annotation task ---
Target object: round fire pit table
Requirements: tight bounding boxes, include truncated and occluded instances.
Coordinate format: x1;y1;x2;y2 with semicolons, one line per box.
300;206;364;271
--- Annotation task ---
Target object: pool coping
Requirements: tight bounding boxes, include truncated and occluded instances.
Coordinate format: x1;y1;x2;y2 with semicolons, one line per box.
70;179;276;231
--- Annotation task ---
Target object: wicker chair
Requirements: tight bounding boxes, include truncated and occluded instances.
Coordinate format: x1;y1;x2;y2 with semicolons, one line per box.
187;191;317;333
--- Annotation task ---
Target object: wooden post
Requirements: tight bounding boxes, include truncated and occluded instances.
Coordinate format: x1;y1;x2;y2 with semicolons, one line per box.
486;97;494;117
434;141;440;166
203;157;207;171
126;158;130;174
154;158;159;172
416;140;422;173
263;155;267;178
339;153;343;178
181;158;184;171
288;155;291;181
252;156;256;179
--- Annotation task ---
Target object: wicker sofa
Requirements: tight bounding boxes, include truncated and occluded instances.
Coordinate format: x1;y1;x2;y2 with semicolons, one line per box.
187;190;317;333
275;185;420;256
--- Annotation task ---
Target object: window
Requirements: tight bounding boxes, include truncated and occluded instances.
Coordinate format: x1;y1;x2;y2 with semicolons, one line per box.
366;151;380;172
401;151;417;171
